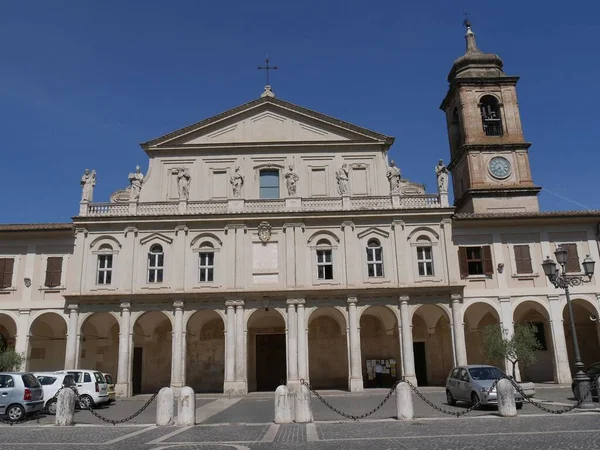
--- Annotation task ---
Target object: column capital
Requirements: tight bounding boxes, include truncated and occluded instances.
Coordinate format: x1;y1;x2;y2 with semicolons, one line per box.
225;299;244;307
224;224;248;235
391;220;405;230
398;295;410;304
67;304;79;313
175;225;189;236
347;296;358;305
173;300;185;310
123;226;138;238
119;302;131;311
450;294;462;303
283;222;306;231
286;298;305;305
75;227;89;236
18;309;31;316
499;296;511;303
548;295;560;302
341;221;355;231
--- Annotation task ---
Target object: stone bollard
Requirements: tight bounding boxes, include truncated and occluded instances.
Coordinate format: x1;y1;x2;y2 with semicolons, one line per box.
156;387;175;426
395;382;414;420
55;388;76;426
497;378;517;417
294;384;313;423
176;386;196;426
274;385;293;424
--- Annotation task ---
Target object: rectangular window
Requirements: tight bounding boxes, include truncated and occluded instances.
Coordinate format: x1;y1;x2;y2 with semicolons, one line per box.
416;246;434;276
260;169;280;199
316;249;333;280
148;253;164;283
44;257;63;288
562;243;581;273
0;258;14;289
97;254;113;285
199;252;214;282
514;245;533;274
366;246;384;277
459;246;493;277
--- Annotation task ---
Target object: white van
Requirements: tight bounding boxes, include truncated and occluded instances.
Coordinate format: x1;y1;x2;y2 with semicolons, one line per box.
54;370;109;408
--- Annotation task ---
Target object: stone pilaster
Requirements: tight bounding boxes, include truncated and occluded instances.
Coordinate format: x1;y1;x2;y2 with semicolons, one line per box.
548;295;572;384
171;300;185;390
347;296;363;392
116;302;131;397
450;294;467;367
399;296;417;385
64;304;79;370
223;299;247;394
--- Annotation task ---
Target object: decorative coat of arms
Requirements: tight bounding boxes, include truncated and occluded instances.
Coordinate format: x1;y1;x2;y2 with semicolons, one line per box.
258;221;272;243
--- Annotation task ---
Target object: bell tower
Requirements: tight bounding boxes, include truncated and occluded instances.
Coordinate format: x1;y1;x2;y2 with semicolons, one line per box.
440;21;541;213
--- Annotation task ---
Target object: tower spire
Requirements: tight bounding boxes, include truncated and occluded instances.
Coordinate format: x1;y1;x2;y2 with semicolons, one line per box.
462;13;481;54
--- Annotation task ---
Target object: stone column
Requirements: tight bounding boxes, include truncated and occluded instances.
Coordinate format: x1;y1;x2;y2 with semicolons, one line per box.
548;295;572;384
235;302;247;391
297;300;308;380
64;305;79;370
287;301;299;384
399;296;417;385
171;301;185;390
347;296;363;392
223;300;246;394
15;309;31;371
499;297;517;379
451;294;468;367
116;302;131;397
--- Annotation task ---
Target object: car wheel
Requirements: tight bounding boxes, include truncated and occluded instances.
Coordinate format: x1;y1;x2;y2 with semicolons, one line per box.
516;402;523;410
79;395;94;409
470;392;480;408
46;399;58;415
446;390;456;406
6;404;25;421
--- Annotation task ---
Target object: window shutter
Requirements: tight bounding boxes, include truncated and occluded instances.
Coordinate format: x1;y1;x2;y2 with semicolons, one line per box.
0;258;14;288
45;257;63;288
562;244;581;273
458;247;468;278
483;246;494;275
514;245;533;274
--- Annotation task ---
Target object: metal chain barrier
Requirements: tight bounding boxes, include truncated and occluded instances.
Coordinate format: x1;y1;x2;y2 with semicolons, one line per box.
300;378;400;421
402;377;500;417
81;391;159;425
507;377;598;415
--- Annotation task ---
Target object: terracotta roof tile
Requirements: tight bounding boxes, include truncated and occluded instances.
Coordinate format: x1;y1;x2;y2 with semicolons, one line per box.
0;223;74;231
454;210;600;220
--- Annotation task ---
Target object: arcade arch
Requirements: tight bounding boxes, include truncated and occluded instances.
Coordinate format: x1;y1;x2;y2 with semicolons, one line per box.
308;307;348;389
0;313;17;350
186;310;225;393
563;299;600;371
28;312;67;372
79;313;119;377
463;302;501;366
247;309;286;392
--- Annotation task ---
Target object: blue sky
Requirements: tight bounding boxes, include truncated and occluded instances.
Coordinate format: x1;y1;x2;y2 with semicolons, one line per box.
1;0;599;223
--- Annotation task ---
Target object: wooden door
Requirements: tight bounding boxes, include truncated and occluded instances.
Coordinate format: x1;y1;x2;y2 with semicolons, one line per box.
255;334;286;391
413;342;428;387
132;347;143;395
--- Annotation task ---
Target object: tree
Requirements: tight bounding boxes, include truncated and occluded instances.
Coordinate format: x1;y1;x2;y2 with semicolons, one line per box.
0;333;23;372
481;323;542;382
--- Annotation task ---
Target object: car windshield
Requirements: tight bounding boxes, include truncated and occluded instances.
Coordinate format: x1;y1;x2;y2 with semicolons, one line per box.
37;376;57;386
22;373;42;388
468;367;504;380
63;375;76;387
94;372;106;383
104;374;113;384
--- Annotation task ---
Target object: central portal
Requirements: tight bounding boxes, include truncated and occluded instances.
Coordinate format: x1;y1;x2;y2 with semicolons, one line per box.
255;334;286;391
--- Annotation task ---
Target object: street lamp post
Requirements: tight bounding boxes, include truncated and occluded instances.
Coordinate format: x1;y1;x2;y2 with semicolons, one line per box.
542;245;596;409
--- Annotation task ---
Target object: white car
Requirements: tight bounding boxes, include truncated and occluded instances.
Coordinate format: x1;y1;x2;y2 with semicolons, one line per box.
53;370;109;408
34;372;78;414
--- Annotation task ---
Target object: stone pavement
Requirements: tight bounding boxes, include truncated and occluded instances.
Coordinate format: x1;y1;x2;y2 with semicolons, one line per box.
0;413;599;449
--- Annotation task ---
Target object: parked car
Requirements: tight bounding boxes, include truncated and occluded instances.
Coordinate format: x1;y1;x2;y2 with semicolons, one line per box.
52;370;109;408
103;373;116;403
35;372;78;414
445;365;523;409
571;362;600;399
0;372;45;420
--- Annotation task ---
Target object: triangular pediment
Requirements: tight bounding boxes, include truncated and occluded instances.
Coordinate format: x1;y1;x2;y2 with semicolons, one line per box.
142;96;393;150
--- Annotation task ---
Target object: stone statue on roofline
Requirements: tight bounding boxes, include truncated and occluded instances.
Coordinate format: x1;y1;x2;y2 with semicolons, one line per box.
230;166;245;198
386;160;401;194
435;159;449;194
336;163;349;195
285;165;299;196
128;165;144;201
80;169;96;202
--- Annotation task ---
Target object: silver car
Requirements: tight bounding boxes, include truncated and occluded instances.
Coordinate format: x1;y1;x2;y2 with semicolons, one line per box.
0;372;45;420
445;365;523;409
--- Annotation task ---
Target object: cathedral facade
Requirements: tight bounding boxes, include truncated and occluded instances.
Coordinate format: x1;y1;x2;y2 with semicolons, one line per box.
1;25;599;396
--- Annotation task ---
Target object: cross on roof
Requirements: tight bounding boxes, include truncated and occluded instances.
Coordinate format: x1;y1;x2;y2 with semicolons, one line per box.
258;57;278;86
463;11;471;28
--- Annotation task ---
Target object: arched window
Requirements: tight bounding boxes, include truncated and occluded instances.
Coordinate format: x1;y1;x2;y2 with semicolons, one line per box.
259;169;280;199
198;242;215;282
316;239;333;280
97;244;113;285
480;95;503;136
147;244;164;283
366;239;384;277
416;236;434;276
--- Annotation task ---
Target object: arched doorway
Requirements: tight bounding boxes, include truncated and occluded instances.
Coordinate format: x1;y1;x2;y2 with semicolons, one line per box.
80;313;119;378
247;309;286;392
28;312;67;371
186;310;225;393
132;311;172;394
513;301;554;382
563;299;600;371
0;313;17;351
463;302;501;366
308;307;348;389
412;305;453;386
360;306;400;388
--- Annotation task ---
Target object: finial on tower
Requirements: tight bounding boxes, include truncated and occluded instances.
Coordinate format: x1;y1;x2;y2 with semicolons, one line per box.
462;11;480;54
258;56;278;97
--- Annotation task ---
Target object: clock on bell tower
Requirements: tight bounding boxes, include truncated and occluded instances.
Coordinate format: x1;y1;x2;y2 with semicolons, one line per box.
440;20;541;214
